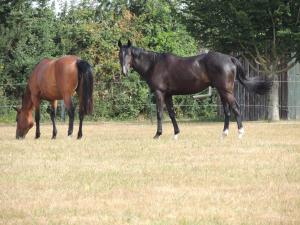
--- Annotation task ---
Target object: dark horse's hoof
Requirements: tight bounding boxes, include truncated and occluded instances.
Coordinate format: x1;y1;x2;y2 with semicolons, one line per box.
35;133;40;139
77;134;82;140
153;134;161;139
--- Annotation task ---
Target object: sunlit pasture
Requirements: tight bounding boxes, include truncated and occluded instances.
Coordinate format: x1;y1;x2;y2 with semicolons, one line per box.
0;121;299;225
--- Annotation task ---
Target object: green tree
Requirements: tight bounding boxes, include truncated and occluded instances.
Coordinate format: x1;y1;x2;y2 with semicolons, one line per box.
0;0;57;96
180;0;300;120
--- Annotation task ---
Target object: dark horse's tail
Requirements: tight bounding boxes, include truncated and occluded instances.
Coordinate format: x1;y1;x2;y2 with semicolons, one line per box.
231;57;272;95
76;59;94;115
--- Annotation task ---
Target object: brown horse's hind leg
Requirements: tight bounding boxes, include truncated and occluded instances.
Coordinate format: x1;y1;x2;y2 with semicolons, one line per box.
63;96;75;137
49;101;57;139
77;110;84;139
165;95;180;139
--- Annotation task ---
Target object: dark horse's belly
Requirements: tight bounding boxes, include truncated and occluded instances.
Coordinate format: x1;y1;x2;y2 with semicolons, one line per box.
166;69;211;95
168;81;210;95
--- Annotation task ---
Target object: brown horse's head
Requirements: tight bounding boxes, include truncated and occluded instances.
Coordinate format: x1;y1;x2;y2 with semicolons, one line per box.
15;107;34;139
118;39;132;76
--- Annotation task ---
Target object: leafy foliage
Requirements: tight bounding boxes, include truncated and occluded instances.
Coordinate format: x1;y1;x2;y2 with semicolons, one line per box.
180;0;300;71
0;0;218;121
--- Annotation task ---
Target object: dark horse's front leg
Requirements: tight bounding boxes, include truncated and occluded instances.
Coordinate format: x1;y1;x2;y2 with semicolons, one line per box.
165;95;180;139
154;90;165;139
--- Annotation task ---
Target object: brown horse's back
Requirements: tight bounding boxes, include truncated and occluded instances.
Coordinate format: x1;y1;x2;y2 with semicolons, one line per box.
29;55;80;101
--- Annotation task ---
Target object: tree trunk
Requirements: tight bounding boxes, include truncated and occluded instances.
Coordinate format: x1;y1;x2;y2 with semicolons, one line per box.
268;74;280;121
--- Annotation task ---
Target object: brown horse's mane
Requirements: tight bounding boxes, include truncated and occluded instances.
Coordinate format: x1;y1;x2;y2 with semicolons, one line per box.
21;85;33;111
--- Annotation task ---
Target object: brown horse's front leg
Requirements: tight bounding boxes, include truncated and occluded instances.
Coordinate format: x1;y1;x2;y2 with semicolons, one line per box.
49;101;57;139
35;107;41;139
153;91;165;139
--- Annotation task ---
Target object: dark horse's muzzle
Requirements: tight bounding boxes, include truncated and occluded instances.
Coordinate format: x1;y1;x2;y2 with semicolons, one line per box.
122;65;129;76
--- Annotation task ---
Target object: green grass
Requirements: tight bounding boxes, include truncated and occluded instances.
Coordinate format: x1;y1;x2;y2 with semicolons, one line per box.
0;121;299;225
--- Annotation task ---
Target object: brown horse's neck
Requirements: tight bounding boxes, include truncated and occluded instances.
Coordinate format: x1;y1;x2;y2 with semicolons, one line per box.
21;85;33;111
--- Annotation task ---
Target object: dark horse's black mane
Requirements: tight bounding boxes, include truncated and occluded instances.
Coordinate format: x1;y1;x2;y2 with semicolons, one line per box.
131;47;164;62
131;46;203;62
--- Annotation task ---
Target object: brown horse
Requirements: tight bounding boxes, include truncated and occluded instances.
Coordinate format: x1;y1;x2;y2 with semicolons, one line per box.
15;55;93;139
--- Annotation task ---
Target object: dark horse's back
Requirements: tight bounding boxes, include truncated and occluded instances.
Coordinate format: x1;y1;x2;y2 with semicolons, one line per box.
198;51;271;95
159;51;270;96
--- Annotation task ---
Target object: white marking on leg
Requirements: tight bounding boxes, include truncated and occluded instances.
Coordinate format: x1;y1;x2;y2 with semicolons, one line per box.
222;129;229;138
173;134;179;140
238;127;245;139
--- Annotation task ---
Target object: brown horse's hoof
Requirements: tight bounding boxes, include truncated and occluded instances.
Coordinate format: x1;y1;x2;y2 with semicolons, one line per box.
35;134;40;139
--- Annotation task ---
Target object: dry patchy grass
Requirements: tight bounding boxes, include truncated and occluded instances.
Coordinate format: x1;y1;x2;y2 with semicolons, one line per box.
0;121;299;225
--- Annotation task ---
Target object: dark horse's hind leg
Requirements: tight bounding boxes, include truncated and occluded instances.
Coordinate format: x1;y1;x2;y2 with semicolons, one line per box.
220;92;244;138
221;97;230;137
77;110;84;139
49;101;57;139
165;95;180;139
231;100;244;138
64;96;75;137
154;90;165;139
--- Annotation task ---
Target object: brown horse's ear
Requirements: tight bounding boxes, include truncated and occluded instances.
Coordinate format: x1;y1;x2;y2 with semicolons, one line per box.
127;40;132;47
118;39;122;48
13;106;20;112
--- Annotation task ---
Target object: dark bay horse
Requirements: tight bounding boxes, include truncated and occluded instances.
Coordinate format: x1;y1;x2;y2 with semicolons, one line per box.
118;40;271;139
15;55;93;139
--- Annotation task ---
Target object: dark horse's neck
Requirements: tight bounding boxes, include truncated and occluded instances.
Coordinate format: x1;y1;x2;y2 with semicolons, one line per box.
21;85;33;111
131;47;160;79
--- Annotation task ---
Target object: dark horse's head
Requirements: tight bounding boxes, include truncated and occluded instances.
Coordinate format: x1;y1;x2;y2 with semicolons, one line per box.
118;39;133;76
14;106;34;139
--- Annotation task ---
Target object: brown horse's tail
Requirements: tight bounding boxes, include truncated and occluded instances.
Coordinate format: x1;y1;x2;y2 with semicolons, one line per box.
231;57;272;95
77;60;94;115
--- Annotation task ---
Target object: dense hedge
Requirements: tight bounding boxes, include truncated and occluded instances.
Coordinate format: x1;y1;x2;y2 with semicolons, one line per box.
0;0;218;122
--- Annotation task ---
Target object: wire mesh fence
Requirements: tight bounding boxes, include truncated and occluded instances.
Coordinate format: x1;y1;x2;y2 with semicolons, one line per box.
0;79;300;122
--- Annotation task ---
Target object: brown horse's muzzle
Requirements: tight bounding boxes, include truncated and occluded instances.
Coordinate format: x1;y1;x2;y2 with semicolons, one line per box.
16;129;27;139
16;133;24;139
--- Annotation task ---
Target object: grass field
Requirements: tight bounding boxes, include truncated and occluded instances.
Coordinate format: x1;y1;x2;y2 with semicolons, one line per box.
0;121;299;225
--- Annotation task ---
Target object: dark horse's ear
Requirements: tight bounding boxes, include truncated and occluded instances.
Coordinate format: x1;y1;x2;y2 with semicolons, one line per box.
127;40;132;47
118;39;122;48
